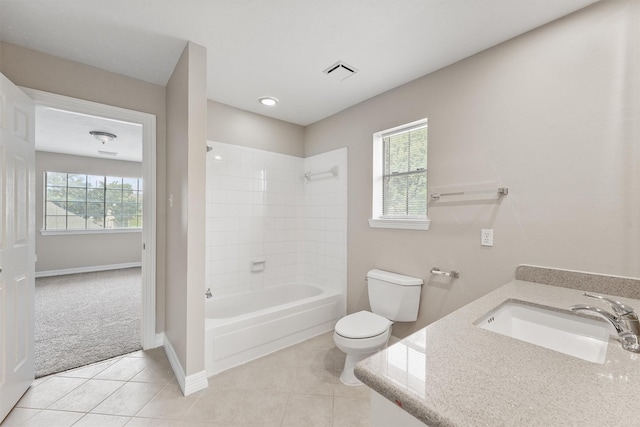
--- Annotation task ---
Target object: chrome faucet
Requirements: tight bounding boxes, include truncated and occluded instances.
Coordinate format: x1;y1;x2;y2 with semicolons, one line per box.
571;292;640;354
205;288;212;299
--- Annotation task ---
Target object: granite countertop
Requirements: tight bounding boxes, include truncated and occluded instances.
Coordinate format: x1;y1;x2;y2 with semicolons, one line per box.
355;278;640;426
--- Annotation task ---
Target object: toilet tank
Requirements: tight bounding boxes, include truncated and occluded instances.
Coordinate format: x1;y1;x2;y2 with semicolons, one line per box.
367;269;423;322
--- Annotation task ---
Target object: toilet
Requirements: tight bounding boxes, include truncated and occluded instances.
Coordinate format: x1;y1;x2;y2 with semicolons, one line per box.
334;269;423;385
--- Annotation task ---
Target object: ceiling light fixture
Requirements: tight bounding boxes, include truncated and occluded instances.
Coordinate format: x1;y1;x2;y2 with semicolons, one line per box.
89;130;117;144
258;96;279;107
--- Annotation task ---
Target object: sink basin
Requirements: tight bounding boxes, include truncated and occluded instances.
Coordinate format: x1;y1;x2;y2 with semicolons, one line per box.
474;300;611;364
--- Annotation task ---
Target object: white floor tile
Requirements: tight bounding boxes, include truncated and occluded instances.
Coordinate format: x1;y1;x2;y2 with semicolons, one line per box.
16;377;87;409
0;408;40;426
19;410;84;427
91;381;164;416
94;357;152;381
5;337;370;427
74;413;131;427
48;379;124;412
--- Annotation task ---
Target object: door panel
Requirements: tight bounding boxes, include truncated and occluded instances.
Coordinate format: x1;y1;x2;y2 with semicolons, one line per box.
0;147;4;249
14;155;28;243
0;72;35;423
15;274;29;366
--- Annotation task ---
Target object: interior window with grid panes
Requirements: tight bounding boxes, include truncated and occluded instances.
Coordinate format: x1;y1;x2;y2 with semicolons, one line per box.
44;172;142;230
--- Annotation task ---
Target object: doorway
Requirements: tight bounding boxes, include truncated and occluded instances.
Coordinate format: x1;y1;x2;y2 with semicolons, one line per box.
22;88;157;363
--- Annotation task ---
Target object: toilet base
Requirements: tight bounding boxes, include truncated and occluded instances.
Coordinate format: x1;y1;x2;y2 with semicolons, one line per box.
339;352;375;386
334;326;392;387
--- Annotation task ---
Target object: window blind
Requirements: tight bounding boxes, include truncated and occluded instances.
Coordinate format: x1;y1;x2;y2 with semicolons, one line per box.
382;126;427;218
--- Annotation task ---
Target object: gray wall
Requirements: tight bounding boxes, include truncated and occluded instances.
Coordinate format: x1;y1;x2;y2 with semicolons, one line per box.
304;0;640;338
3;0;638;356
0;40;168;333
165;41;207;379
208;100;304;156
35;151;142;272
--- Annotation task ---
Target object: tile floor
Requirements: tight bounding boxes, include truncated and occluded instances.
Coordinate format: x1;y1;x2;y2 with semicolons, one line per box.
2;332;370;426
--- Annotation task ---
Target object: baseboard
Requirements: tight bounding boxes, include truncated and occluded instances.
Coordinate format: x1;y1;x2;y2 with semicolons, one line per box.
35;262;142;278
143;332;164;351
184;370;209;396
155;333;165;348
163;336;208;396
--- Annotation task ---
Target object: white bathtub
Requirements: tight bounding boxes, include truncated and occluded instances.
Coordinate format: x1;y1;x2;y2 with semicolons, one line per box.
205;283;344;376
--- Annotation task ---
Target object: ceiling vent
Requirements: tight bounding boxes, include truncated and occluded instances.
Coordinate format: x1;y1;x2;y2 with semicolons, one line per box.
98;150;118;157
323;61;358;81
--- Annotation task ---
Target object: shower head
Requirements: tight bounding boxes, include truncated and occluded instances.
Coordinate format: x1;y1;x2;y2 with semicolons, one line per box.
206;145;213;152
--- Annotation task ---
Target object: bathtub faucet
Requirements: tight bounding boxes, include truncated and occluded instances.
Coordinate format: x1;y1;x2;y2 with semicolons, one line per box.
205;288;212;299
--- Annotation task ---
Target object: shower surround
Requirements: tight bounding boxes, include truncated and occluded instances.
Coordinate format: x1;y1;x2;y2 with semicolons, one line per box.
206;142;347;298
204;142;347;372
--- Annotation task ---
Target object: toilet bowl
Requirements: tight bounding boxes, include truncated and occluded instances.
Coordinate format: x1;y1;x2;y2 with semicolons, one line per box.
333;310;392;385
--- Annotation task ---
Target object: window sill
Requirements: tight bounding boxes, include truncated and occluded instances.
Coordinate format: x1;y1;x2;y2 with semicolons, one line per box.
368;218;431;231
40;228;142;236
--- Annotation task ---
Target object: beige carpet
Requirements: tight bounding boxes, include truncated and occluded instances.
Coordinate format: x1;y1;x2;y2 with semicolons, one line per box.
35;267;142;377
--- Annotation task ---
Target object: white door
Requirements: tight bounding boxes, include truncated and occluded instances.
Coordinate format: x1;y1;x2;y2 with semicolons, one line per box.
0;72;36;422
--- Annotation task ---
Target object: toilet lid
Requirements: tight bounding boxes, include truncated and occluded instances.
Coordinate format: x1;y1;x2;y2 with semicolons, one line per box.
335;311;392;339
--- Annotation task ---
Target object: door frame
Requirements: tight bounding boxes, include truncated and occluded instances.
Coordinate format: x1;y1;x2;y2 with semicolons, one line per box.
21;88;158;350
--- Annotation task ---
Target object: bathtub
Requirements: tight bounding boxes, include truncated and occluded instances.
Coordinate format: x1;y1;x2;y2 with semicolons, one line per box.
205;283;344;376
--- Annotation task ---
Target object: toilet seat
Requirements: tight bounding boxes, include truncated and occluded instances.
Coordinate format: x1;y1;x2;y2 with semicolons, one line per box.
335;311;392;339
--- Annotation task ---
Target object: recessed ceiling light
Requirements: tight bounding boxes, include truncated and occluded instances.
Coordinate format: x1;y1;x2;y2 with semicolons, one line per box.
258;96;279;107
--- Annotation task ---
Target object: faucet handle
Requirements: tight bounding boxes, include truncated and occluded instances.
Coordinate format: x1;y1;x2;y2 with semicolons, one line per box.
583;292;634;316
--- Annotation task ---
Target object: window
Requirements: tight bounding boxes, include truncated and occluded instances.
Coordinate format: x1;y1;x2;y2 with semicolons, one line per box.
44;172;142;231
369;119;430;230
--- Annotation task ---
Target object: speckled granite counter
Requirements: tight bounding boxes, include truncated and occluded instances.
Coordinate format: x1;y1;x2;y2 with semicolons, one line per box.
355;267;640;427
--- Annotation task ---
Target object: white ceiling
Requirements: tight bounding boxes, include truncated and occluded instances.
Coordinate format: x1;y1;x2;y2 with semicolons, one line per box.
1;0;598;126
36;107;143;162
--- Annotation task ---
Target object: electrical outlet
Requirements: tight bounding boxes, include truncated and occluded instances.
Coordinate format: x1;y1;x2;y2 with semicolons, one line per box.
481;229;494;247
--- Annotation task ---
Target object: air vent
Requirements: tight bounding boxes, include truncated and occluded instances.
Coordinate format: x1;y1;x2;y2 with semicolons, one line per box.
323;61;358;81
98;150;117;157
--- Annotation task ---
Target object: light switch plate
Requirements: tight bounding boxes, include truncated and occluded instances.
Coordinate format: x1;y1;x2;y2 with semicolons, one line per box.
481;229;494;247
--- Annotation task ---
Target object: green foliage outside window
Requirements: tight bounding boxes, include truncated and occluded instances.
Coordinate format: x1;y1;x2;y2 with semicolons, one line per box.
382;126;427;218
45;172;142;230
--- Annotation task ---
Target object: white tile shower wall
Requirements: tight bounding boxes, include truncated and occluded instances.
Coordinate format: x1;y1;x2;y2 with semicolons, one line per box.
206;142;305;297
206;143;348;300
303;148;348;297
